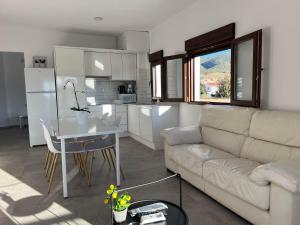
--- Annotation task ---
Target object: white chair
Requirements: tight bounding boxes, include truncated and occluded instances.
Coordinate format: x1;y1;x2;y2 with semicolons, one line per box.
40;119;90;193
84;116;125;184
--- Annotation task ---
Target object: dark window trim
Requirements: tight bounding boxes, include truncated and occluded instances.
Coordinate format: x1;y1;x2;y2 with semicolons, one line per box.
184;23;262;108
191;44;232;58
149;50;164;63
187;101;231;106
149;50;164;100
163;54;185;102
185;24;235;104
185;23;235;52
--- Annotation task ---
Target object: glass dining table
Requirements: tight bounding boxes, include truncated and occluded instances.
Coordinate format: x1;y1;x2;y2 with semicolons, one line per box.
50;117;121;198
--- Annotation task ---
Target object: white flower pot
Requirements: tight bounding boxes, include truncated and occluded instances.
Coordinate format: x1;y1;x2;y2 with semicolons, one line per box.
113;208;128;223
75;111;88;125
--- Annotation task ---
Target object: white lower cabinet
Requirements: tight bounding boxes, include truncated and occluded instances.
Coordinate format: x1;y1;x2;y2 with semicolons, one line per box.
89;104;129;137
128;105;140;136
139;107;153;142
128;104;179;150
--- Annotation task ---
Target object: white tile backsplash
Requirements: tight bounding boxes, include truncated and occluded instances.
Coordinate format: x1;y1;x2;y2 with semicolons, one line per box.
85;53;151;105
85;78;135;105
137;53;151;104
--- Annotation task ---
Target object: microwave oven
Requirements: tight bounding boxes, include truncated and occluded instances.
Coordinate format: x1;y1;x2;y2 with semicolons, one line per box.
118;94;137;103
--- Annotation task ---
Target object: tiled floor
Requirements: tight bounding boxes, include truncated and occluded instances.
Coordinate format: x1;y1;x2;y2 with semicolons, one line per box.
0;127;251;225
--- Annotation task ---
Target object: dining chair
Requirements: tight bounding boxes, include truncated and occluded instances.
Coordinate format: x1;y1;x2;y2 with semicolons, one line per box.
84;116;125;185
41;119;90;193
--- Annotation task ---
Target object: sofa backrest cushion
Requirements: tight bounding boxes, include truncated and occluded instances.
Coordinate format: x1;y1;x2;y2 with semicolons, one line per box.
241;110;300;163
250;110;300;147
202;127;246;156
199;105;256;156
199;105;256;135
241;137;300;163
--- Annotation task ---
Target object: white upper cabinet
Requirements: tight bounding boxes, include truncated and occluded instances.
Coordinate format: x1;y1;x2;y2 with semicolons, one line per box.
54;46;138;80
122;53;137;80
111;53;123;80
54;47;84;76
85;52;111;77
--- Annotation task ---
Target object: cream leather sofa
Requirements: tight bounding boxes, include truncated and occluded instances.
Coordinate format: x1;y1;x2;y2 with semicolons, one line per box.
161;105;300;225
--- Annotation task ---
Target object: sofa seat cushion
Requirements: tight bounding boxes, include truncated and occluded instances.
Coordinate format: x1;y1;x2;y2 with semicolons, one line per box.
171;144;235;177
203;158;270;210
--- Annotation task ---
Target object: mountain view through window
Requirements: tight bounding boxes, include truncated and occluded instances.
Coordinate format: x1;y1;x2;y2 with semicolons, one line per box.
194;49;231;102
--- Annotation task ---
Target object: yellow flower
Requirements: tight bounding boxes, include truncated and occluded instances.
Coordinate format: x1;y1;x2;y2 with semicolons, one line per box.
112;192;118;199
104;198;109;205
109;184;115;190
106;189;113;195
126;195;131;201
119;199;126;206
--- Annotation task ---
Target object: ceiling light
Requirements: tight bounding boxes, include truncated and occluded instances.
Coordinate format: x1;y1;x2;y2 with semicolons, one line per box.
94;17;103;21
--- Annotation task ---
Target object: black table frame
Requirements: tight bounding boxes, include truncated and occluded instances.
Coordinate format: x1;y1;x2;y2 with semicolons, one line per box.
110;173;184;225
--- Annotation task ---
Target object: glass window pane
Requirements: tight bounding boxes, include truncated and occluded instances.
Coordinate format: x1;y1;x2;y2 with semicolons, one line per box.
167;59;183;99
152;67;156;97
152;64;162;98
235;39;254;101
194;49;231;103
194;56;201;101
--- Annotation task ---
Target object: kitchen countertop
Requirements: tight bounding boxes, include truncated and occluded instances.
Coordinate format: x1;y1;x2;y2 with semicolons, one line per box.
88;102;179;107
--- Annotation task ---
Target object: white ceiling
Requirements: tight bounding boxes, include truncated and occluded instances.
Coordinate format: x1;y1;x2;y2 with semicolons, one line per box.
0;0;197;35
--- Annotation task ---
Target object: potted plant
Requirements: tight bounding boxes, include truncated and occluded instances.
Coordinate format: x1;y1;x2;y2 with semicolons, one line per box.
63;80;90;124
104;184;131;223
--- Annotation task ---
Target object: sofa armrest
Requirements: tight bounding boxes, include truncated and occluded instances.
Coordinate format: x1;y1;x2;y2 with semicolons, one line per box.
250;160;300;193
160;125;203;146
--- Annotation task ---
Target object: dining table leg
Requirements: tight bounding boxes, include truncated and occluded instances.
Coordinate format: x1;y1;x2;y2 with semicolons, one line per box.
115;132;120;186
60;138;68;198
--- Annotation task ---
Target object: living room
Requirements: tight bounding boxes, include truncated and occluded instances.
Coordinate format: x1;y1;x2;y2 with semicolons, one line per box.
0;0;299;225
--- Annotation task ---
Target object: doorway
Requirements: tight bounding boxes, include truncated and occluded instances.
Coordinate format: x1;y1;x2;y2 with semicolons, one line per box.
0;52;26;127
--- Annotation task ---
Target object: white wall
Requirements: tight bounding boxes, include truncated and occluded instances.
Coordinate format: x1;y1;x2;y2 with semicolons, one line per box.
0;23;117;68
150;0;300;125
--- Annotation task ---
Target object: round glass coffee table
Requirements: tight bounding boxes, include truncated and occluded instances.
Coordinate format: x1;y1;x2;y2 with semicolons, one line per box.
118;199;188;225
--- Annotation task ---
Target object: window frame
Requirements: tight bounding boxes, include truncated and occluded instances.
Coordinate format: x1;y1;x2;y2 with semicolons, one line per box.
185;23;262;108
163;54;185;102
231;30;262;108
151;61;164;100
149;50;164;101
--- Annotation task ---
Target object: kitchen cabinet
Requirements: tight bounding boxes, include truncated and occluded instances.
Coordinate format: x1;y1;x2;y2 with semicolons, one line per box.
111;53;123;80
54;47;84;76
122;53;137;80
139;107;153;142
89;104;116;120
128;105;140;136
57;90;87;119
56;75;86;119
89;104;129;137
85;52;111;77
56;75;86;92
128;104;179;150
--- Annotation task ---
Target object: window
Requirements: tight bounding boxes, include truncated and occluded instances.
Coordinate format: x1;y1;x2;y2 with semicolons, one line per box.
149;50;164;100
152;63;162;98
185;23;262;107
164;54;185;102
194;48;231;103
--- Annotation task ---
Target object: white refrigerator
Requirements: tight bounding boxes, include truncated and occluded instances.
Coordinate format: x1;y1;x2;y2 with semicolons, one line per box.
25;68;58;147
